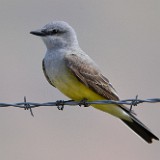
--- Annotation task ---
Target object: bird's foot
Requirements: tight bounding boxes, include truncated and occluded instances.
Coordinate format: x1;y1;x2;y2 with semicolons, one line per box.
79;98;89;107
56;100;65;110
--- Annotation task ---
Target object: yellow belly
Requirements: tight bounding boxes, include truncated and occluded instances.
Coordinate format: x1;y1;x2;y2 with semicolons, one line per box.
53;72;130;120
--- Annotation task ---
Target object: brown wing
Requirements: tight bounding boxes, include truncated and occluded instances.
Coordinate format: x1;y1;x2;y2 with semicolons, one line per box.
64;53;119;101
42;59;55;87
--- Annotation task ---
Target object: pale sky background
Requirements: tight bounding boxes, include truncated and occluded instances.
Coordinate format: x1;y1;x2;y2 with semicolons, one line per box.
0;0;160;160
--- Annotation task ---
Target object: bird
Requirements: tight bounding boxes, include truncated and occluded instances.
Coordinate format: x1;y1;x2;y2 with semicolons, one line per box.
30;21;159;143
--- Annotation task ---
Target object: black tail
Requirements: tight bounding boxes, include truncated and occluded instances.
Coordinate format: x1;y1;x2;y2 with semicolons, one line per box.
121;114;159;143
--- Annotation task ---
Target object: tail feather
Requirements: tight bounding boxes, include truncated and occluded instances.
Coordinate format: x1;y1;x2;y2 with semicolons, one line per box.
121;115;159;143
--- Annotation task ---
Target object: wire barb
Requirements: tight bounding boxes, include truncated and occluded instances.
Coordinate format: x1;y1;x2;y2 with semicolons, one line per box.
24;96;34;117
130;95;138;112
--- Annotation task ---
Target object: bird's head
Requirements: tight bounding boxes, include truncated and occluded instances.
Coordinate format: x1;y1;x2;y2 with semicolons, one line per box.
30;21;79;50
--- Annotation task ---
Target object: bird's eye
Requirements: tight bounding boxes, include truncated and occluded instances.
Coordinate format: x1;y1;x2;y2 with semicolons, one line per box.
41;28;62;36
50;29;59;35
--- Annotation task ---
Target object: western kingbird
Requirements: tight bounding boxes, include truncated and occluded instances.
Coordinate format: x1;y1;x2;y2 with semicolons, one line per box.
30;21;159;143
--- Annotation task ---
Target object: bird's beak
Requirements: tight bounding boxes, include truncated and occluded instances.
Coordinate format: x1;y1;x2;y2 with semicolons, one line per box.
30;29;46;37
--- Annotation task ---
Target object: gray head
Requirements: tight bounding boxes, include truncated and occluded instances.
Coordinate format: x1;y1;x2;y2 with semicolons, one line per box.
30;21;79;50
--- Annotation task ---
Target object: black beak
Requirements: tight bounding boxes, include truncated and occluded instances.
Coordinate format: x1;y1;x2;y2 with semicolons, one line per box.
30;29;46;37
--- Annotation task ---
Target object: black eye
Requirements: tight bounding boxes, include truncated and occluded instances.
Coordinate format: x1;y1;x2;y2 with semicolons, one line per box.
41;28;62;36
50;29;59;35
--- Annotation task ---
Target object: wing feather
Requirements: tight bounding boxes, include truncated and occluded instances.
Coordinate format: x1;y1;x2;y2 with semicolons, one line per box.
65;53;119;101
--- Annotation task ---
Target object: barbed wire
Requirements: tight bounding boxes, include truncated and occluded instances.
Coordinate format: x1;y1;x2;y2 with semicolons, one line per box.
0;96;159;117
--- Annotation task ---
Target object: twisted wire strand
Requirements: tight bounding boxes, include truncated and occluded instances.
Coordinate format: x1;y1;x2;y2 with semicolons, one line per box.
0;96;159;116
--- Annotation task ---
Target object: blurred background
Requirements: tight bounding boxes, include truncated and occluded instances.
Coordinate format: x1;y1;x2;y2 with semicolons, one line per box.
0;0;159;159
